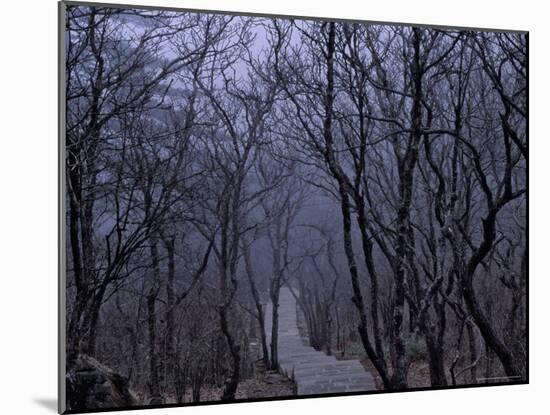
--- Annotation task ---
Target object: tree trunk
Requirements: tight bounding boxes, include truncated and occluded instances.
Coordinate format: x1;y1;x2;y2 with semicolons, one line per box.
467;323;478;384
462;209;522;378
270;284;280;370
220;304;241;400
164;236;176;395
321;21;393;390
425;332;448;386
147;239;162;403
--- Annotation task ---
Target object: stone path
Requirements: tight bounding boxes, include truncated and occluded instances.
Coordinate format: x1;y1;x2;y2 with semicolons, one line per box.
265;287;376;395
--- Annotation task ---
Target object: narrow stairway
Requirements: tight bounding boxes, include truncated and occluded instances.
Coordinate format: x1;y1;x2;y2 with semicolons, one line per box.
265;287;376;395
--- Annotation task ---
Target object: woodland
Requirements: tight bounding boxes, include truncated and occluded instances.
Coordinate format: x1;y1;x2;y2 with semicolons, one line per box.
64;5;527;411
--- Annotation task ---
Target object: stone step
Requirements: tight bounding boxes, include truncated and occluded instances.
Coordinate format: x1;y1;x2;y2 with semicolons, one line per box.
265;287;376;396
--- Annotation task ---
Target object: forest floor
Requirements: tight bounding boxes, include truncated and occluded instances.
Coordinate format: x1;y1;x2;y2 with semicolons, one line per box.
331;341;432;389
339;341;493;389
358;357;431;389
236;370;296;399
150;371;295;404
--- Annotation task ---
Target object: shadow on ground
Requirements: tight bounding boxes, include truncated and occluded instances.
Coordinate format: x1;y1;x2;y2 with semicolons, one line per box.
34;398;57;413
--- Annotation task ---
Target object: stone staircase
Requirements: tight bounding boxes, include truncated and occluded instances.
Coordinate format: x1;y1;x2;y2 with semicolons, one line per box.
265;287;376;395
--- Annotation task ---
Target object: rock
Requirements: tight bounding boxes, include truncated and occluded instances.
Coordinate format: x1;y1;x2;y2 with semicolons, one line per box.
148;395;164;405
66;354;138;411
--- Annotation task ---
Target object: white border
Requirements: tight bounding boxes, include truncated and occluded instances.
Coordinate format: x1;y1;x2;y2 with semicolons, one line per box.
1;1;546;415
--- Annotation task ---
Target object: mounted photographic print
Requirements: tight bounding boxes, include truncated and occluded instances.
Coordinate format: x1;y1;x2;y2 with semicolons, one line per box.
59;1;528;413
